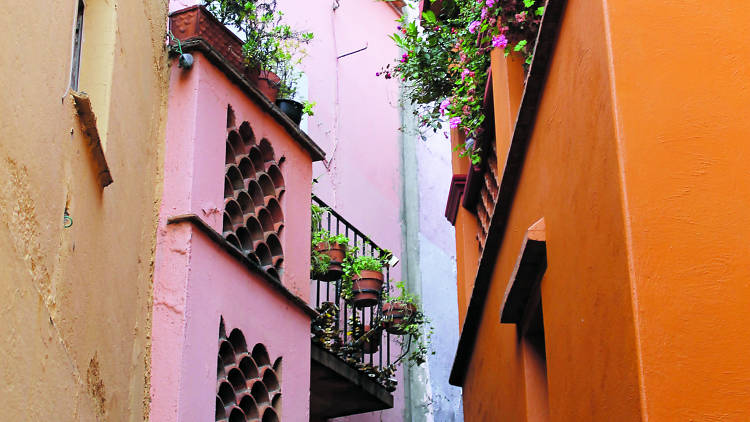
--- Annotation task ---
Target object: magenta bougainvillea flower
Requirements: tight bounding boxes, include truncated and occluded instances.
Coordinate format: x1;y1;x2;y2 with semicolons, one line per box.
449;117;462;129
461;69;475;81
468;20;481;34
486;0;496;7
400;53;409;63
439;98;451;115
492;34;508;48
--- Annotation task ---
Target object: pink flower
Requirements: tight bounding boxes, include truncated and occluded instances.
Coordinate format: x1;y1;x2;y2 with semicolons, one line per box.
449;117;462;129
492;34;508;48
439;98;451;115
462;105;470;116
461;68;473;81
515;11;527;23
486;0;496;7
468;20;481;34
400;53;409;63
481;7;488;19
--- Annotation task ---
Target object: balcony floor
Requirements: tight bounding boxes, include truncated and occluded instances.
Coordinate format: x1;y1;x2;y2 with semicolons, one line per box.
310;343;394;419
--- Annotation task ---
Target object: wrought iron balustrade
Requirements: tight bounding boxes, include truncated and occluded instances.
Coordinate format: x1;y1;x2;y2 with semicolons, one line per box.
310;195;396;390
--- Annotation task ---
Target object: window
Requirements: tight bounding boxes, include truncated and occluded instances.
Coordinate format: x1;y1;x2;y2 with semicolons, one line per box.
70;0;85;90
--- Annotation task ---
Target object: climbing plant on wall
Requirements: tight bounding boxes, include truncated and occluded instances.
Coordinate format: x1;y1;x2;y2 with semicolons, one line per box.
378;0;544;162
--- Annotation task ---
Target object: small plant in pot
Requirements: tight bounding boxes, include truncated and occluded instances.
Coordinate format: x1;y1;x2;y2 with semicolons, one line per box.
342;249;392;308
273;38;316;125
310;202;350;280
204;0;314;103
311;230;350;281
382;281;433;367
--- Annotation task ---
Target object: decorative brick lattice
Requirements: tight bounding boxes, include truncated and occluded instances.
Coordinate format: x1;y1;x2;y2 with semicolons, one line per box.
223;108;285;279
216;319;283;422
475;142;499;255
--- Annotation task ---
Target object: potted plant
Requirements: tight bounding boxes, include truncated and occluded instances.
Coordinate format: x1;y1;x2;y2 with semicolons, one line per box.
381;281;433;367
381;281;420;334
311;230;350;281
342;250;391;308
204;0;315;103
310;203;350;280
273;38;316;125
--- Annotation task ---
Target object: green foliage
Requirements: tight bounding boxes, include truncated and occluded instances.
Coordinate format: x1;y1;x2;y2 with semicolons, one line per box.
310;203;351;277
378;0;543;162
311;202;328;229
382;281;434;367
339;247;391;300
204;0;313;99
302;100;316;116
310;230;350;277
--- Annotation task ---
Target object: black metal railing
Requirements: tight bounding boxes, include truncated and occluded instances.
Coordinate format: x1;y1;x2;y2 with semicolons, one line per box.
310;195;395;389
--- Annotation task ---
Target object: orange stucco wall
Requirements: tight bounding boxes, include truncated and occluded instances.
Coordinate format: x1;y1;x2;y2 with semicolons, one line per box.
456;0;643;420
607;1;750;419
454;0;750;420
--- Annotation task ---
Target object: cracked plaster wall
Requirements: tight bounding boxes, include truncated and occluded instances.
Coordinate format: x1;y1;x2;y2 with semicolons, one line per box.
0;0;169;419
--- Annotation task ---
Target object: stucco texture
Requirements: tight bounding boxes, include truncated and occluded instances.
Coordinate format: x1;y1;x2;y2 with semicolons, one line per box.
457;0;642;420
456;0;750;420
0;0;168;420
151;47;316;420
606;0;750;419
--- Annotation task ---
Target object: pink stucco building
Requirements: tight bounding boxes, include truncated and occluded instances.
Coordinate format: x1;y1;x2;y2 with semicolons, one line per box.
149;2;439;421
151;8;326;418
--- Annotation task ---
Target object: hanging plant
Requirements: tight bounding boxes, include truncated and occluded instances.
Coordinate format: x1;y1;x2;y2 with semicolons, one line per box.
381;281;434;367
378;0;544;162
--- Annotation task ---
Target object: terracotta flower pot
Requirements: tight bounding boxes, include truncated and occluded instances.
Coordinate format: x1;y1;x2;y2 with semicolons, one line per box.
314;242;347;281
381;301;417;335
245;67;280;103
361;325;381;354
351;270;384;308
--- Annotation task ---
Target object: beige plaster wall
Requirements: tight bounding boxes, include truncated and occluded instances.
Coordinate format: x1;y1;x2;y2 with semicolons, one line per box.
0;0;168;419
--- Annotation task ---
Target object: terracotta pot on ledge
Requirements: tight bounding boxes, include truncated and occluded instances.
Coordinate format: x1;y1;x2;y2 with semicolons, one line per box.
245;67;281;103
168;6;280;102
351;270;384;308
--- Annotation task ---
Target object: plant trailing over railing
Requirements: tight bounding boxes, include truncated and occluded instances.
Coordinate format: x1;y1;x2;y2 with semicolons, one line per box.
204;0;315;113
382;281;434;367
311;302;398;390
378;0;543;162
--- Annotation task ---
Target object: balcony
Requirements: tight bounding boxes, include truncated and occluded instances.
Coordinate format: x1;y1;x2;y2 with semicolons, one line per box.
309;196;398;419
